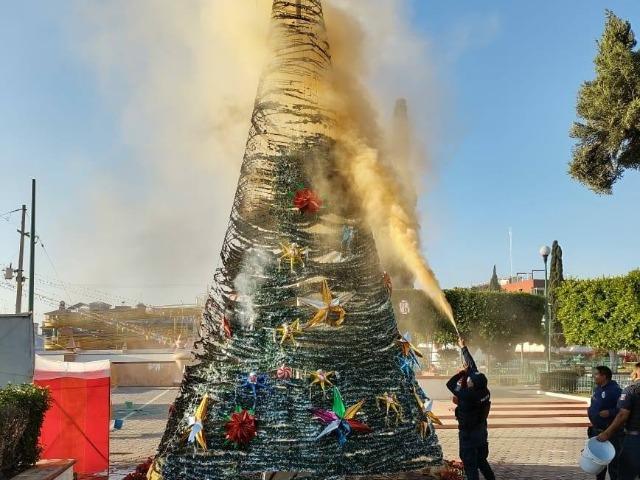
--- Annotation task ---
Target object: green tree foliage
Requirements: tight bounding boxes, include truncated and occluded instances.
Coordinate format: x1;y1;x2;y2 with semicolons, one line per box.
548;240;565;343
488;265;501;291
570;11;640;194
392;289;545;358
556;270;640;351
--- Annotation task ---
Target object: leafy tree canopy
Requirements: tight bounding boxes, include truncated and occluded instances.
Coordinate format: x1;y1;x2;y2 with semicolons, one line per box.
556;269;640;351
570;10;640;193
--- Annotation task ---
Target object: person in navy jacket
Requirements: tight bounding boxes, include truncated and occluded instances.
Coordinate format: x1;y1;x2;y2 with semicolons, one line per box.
446;337;495;480
588;365;621;480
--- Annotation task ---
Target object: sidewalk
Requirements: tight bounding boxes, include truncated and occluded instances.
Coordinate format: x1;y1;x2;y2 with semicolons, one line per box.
437;428;590;479
433;385;591;479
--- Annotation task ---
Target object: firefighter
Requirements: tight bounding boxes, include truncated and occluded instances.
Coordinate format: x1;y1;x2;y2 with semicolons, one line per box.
446;337;495;480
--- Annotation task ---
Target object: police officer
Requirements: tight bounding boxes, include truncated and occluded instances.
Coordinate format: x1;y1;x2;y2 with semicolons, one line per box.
446;337;495;480
587;366;621;480
597;362;640;480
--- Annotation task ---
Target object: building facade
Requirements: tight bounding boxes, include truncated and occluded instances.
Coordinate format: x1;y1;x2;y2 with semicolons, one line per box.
41;301;202;351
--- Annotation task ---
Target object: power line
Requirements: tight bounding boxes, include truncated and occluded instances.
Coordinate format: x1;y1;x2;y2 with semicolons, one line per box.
0;208;21;220
36;274;143;306
38;238;72;304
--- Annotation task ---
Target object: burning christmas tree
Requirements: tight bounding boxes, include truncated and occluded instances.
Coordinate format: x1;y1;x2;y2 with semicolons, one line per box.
151;1;444;478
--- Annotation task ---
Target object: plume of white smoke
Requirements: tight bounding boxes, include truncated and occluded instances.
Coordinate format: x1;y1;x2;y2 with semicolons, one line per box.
233;248;271;329
57;0;449;314
59;1;271;304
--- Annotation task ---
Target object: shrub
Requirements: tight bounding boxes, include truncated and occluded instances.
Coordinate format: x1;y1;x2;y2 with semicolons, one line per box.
0;384;51;478
556;270;640;352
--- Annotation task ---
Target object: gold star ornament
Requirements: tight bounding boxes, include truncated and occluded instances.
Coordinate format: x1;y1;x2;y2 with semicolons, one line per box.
376;392;404;425
413;386;442;439
275;319;303;347
309;369;335;393
185;393;209;450
278;242;305;273
299;280;346;328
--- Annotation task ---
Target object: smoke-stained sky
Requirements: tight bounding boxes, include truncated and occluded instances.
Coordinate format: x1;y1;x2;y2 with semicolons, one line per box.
1;1;640;319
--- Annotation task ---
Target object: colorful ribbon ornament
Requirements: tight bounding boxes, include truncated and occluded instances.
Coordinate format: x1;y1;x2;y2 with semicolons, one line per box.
224;407;257;446
275;319;303;347
276;364;293;380
299;280;346;328
311;387;372;447
376;392;404;425
396;332;424;364
186;394;209;450
293;188;322;214
240;372;270;408
396;354;415;378
278;242;306;273
341;225;355;254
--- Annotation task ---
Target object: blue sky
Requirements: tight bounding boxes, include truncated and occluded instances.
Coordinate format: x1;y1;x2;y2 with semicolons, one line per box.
1;1;639;314
412;0;640;286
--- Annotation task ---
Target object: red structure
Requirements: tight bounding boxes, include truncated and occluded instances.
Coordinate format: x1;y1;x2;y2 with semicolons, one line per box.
34;357;111;475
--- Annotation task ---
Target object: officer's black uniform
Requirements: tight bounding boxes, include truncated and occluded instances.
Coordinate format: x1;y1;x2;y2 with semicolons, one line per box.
617;380;640;480
587;379;621;480
446;347;495;480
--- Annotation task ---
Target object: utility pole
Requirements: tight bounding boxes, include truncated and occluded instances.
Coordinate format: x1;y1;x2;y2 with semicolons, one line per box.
15;205;27;313
28;179;36;313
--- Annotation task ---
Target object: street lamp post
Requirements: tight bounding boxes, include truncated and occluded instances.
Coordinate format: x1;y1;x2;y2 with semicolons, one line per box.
540;245;551;372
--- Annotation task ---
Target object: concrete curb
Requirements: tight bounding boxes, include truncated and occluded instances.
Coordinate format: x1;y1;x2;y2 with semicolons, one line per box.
537;390;590;404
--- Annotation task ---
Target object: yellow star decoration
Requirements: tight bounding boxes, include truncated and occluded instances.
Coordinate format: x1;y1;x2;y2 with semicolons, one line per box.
376;392;404;425
413;387;442;439
309;369;335;394
184;393;209;450
278;242;305;273
344;399;366;420
275;319;303;347
396;334;424;359
417;418;431;439
299;280;346;328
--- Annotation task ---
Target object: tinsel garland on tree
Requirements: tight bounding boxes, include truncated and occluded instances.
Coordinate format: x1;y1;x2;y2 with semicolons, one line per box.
152;1;443;479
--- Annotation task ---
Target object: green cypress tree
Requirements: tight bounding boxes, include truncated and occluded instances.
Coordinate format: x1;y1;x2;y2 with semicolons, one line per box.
548;241;564;344
488;265;501;291
570;10;640;194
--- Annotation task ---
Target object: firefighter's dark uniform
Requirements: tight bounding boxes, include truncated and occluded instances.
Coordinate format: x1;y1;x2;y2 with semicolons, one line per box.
617;380;640;480
446;347;495;480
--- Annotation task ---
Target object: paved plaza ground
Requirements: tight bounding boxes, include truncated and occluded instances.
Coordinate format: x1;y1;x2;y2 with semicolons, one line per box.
109;386;595;479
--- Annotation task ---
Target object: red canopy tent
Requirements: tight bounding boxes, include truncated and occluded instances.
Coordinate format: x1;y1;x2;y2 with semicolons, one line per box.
34;356;111;475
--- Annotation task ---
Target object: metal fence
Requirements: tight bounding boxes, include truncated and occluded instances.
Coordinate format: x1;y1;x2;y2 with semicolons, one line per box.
540;371;634;394
426;355;635;392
